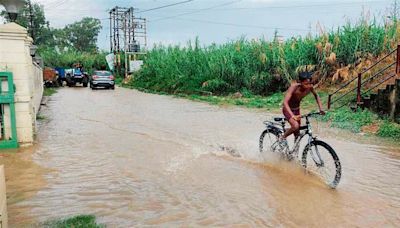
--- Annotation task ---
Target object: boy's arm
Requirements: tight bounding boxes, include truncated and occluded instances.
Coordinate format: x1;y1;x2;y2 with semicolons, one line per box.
283;84;298;119
311;88;324;112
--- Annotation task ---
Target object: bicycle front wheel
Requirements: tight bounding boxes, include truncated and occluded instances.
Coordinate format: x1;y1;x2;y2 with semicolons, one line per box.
259;129;280;154
301;140;341;188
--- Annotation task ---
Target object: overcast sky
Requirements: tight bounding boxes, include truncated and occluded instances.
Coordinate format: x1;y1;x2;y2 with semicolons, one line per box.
2;0;395;50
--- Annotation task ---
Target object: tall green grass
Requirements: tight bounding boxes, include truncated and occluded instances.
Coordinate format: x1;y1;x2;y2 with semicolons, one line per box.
130;19;399;95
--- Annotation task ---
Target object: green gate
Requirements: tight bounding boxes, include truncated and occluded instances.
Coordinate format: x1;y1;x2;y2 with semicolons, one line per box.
0;72;18;149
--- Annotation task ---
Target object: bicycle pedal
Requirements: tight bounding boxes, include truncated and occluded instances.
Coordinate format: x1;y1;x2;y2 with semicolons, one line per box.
286;153;294;161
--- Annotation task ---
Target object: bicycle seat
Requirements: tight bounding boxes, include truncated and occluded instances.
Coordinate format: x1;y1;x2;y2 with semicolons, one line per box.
274;117;285;122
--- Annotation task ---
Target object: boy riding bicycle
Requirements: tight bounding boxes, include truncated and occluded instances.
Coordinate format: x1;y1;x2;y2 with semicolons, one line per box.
280;66;325;146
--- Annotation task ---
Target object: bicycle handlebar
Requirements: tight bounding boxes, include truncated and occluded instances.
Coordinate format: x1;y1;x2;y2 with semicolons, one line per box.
300;111;326;119
269;111;327;123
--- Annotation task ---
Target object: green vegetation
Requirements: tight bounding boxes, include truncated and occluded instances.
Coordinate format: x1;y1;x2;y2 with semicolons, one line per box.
36;115;46;120
177;91;326;110
1;2;106;72
378;120;400;139
320;107;400;139
42;215;104;228
39;48;108;74
182;92;284;110
43;88;57;96
1;3;102;53
321;108;377;132
0;2;51;46
129;19;399;96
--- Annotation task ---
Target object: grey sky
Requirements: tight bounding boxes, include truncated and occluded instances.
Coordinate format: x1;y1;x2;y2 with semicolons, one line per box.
3;0;395;50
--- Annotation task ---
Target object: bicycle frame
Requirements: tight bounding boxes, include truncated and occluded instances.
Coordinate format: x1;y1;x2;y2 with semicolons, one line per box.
293;116;313;155
264;114;323;163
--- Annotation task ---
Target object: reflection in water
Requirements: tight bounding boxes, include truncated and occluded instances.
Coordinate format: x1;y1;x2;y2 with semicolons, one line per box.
0;146;48;225
2;87;400;227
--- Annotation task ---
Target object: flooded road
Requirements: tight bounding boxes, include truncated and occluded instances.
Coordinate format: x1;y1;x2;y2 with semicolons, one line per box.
3;87;400;227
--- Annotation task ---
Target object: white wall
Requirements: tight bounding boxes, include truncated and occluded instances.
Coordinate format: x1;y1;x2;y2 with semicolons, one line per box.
0;23;43;145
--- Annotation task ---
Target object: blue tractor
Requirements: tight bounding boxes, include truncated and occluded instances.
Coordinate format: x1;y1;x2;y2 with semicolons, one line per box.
65;63;89;87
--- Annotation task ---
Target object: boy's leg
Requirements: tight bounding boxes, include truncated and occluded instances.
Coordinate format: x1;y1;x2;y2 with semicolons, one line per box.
283;118;300;139
282;107;300;139
293;109;301;139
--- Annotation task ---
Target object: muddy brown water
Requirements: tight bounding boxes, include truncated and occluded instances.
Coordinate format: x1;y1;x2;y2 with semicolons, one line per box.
1;87;399;227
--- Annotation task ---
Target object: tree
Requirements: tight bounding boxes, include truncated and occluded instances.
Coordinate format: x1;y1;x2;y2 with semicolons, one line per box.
0;2;52;45
61;17;102;52
2;5;102;53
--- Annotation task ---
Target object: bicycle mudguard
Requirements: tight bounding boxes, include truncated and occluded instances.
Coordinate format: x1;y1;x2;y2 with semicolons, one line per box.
266;125;283;135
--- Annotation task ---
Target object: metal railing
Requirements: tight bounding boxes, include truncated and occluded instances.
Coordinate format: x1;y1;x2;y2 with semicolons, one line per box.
327;45;400;109
0;72;18;149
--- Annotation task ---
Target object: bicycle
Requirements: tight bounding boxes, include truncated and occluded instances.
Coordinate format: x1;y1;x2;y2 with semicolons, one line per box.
259;112;342;188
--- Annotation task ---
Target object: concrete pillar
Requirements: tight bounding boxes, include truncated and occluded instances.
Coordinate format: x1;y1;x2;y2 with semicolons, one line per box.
370;93;377;112
377;89;384;113
389;86;396;121
383;86;391;114
0;23;43;145
394;79;400;123
0;166;7;227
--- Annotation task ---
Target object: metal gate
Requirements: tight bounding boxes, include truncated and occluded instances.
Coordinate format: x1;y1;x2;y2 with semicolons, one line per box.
0;72;18;149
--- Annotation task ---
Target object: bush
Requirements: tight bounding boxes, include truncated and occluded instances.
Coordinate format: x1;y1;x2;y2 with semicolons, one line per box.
378;121;400;138
321;108;377;132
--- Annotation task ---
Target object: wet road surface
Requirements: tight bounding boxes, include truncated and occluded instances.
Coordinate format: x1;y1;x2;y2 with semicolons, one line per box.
2;87;400;227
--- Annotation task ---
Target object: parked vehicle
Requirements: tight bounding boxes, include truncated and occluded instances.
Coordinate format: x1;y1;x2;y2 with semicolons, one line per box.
66;63;89;87
43;67;59;88
90;70;115;90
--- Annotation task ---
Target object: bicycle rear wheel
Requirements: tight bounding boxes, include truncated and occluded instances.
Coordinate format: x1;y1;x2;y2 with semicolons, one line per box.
301;140;341;188
259;129;280;154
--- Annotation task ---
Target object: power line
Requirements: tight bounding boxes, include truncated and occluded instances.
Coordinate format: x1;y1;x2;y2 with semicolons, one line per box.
34;0;59;7
170;17;309;32
41;1;387;14
42;0;196;15
38;0;390;18
149;0;242;22
56;0;196;20
41;0;68;8
145;0;386;32
186;0;390;11
136;0;195;13
42;8;110;12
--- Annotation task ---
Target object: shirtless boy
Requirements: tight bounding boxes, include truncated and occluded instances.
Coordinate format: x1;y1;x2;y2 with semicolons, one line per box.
280;70;325;145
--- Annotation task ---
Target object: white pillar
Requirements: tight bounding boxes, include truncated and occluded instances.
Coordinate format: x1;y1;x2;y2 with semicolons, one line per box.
0;22;43;145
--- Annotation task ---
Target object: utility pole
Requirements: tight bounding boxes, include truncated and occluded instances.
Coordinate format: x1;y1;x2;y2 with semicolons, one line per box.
28;0;35;41
110;6;128;77
109;6;147;78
